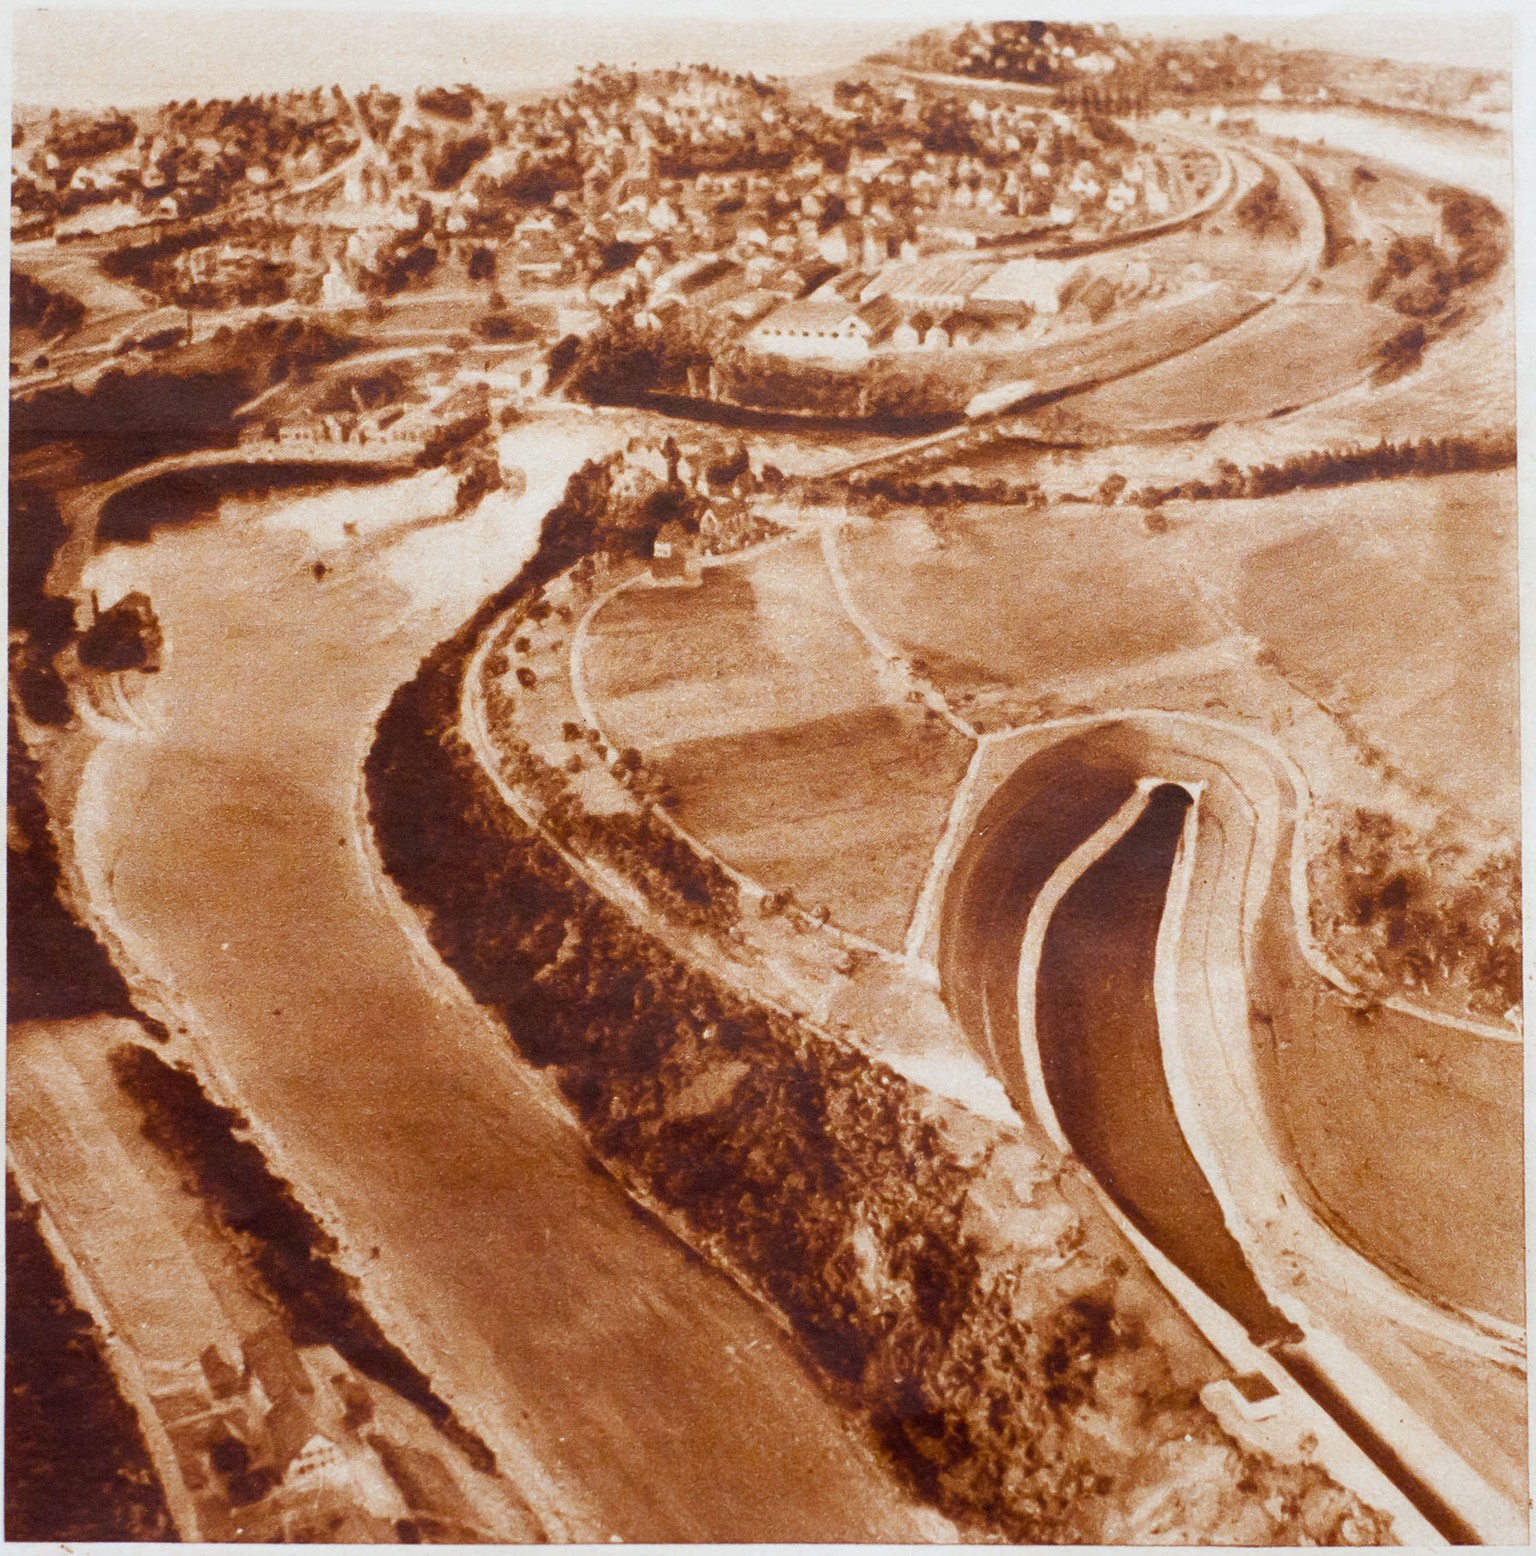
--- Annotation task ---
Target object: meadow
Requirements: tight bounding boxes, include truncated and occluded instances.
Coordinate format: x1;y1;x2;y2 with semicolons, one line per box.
838;470;1517;835
581;540;975;947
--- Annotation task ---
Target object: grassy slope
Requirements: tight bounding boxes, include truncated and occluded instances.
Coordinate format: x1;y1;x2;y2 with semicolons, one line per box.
1037;296;1401;433
841;502;1218;713
1215;471;1517;828
838;473;1516;833
365;617;1391;1546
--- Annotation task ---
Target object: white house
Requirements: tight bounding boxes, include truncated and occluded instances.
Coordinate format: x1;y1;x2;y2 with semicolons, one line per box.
320;262;363;310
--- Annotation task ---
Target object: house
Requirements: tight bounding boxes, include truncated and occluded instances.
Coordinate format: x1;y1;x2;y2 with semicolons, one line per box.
747;294;899;360
589;274;635;309
722;289;778;324
242;1324;312;1411
320;261;362;309
816;225;850;266
653;520;690;559
513;214;568;283
1061;272;1117;325
267;1409;401;1526
200;1344;244;1401
651;520;701;582
286;1429;344;1489
859;256;987;314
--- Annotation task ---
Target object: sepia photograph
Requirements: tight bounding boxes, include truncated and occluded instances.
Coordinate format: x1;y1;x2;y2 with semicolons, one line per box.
5;2;1524;1544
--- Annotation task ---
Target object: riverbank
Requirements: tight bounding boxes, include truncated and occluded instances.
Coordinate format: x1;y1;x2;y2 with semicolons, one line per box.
4;1170;175;1542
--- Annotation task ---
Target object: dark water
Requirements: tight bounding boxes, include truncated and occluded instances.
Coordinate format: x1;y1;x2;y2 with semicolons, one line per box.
1035;783;1298;1346
938;753;1142;1101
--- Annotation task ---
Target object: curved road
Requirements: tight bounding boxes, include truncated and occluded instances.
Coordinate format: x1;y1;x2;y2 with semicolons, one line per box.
61;423;942;1543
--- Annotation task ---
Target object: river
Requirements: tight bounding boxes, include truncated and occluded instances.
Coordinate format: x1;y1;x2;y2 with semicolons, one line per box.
63;418;941;1543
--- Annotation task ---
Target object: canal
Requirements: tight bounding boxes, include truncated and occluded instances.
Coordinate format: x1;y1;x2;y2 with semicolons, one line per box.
1034;783;1298;1347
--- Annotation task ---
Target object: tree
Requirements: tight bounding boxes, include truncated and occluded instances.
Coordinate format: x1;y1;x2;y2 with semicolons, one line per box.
78;592;163;673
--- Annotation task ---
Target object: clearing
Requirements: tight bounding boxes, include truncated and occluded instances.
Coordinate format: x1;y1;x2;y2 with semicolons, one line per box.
837;471;1517;835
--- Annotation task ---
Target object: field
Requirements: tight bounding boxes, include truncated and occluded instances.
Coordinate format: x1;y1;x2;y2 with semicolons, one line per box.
1001;281;1265;401
1211;470;1518;831
1034;295;1404;436
1025;125;1506;444
837;502;1221;711
580;540;975;947
1242;290;1514;451
839;471;1518;835
937;282;1512;501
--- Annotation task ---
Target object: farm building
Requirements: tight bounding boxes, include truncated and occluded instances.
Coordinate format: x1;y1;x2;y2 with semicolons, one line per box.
512;213;569;283
859;255;990;313
1061;271;1119;324
652;520;702;582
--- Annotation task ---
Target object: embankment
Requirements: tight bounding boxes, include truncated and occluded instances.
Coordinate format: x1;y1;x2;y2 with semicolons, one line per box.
106;1041;498;1475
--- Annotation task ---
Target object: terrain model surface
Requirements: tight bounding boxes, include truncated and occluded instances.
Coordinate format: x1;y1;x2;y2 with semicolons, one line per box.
8;15;1521;1546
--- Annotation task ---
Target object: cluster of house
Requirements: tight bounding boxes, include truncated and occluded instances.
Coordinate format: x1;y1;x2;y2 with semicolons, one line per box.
158;1324;485;1543
744;250;1210;360
11;91;357;237
268;65;1202;314
919;19;1511;119
520;78;1204;297
934;21;1141;88
14;59;1220;374
608;433;765;576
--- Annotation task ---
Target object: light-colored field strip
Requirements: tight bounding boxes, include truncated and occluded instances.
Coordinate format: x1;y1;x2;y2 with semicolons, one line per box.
818;520;980;741
565;560;906;966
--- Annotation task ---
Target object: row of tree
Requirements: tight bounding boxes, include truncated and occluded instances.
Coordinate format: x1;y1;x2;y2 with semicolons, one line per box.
1124;432;1514;508
1312;807;1520;1021
11;272;86;340
108;1044;496;1473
